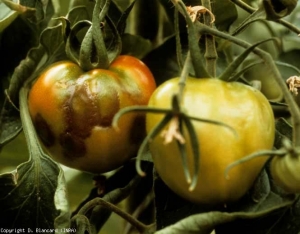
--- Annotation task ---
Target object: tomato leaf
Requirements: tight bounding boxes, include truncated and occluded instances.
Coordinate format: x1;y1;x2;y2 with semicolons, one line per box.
2;0;54;30
1;10;65;109
0;19;64;148
66;20;91;65
274;118;293;149
66;6;90;27
0;157;70;229
115;0;136;34
40;24;68;64
0;100;21;148
0;44;44;148
69;0;124;28
211;0;238;31
143;34;189;85
121;33;152;59
0;87;70;229
156;199;293;234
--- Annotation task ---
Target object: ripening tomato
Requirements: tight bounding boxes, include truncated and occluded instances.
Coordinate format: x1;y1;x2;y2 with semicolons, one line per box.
146;78;275;205
28;55;156;173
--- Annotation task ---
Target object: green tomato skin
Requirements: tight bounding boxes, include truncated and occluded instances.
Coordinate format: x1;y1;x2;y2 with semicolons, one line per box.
271;153;300;194
146;78;275;205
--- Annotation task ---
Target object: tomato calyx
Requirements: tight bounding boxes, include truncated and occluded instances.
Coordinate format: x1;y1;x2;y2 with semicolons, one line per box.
113;94;236;191
62;0;124;71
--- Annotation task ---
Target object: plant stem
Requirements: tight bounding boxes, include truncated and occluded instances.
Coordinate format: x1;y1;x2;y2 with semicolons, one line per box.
201;0;217;77
178;51;192;99
171;0;210;78
231;0;300;35
78;197;152;233
196;23;300;147
174;7;184;69
230;0;256;12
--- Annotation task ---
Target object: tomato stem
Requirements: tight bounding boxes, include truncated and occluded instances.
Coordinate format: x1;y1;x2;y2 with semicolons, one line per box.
172;0;210;78
75;197;152;233
178;51;192;99
201;0;217;77
225;149;286;179
231;0;300;35
174;7;184;70
218;38;278;81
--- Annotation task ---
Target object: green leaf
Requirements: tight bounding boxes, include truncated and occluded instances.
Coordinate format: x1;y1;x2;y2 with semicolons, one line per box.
2;20;66;110
281;35;300;53
0;87;70;229
211;0;238;31
0;99;22;148
6;45;45;107
115;0;135;34
40;24;67;63
67;6;90;27
0;22;66;148
69;0;123;26
121;33;152;59
2;0;54;31
66;20;91;65
143;34;190;85
274;118;293;149
0;157;70;229
19;0;49;23
0;45;44;148
156;199;294;234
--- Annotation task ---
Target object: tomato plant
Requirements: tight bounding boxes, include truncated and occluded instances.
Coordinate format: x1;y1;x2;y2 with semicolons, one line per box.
28;55;156;173
2;0;300;233
146;77;275;205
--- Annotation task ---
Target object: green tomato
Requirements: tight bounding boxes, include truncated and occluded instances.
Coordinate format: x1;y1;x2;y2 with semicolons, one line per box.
147;78;275;205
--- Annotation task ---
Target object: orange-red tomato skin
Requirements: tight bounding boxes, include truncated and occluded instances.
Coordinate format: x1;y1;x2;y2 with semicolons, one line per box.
28;55;156;173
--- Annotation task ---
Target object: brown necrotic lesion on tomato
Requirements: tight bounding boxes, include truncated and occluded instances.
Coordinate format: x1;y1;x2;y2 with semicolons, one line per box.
28;55;156;173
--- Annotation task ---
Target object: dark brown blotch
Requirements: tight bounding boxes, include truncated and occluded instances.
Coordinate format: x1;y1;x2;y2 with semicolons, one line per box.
59;79;120;159
59;132;86;159
34;114;55;147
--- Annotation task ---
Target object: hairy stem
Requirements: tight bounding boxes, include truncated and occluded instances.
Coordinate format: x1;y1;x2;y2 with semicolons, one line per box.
78;197;152;233
201;0;217;77
231;0;300;35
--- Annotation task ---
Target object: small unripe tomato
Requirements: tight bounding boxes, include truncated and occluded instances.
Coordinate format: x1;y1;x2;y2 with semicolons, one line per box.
28;55;156;173
271;152;300;194
146;78;275;205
